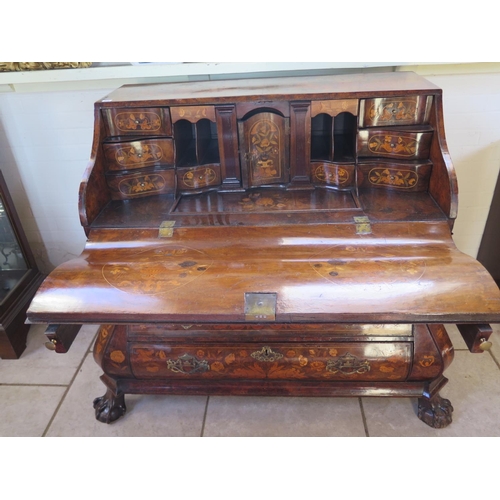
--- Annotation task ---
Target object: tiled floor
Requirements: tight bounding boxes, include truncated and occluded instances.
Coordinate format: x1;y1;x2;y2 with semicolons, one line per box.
1;323;500;436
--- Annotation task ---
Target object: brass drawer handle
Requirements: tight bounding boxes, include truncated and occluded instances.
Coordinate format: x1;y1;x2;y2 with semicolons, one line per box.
326;352;371;375
251;346;283;362
166;353;209;374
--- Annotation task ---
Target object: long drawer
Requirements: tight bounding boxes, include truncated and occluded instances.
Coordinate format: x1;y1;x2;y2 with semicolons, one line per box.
129;342;412;381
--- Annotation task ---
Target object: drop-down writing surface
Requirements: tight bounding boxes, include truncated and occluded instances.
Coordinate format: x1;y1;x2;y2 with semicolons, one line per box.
27;221;500;325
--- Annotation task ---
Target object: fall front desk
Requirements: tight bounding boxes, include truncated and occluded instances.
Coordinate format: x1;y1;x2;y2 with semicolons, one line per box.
27;72;500;428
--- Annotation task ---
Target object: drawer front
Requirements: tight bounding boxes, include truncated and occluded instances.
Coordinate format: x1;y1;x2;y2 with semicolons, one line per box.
106;168;175;200
357;162;432;191
177;164;222;191
103;107;172;137
359;96;432;127
311;162;355;190
357;129;432;160
129;342;412;381
103;138;174;171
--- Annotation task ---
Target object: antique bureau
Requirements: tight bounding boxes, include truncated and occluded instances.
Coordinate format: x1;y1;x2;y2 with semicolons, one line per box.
27;72;500;428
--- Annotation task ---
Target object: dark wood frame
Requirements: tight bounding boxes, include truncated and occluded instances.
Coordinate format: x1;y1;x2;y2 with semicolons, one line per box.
0;171;45;358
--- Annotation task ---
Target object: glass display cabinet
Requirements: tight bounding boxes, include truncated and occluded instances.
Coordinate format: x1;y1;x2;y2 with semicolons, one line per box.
0;171;45;358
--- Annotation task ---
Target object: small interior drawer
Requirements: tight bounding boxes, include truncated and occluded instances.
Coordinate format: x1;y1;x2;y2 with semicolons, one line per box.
103;138;174;171
177;164;222;192
359;96;432;127
357;128;432;160
102;107;172;137
105;167;175;200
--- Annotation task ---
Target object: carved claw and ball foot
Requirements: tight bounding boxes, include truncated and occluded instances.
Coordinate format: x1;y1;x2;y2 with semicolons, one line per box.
93;389;126;424
418;393;453;428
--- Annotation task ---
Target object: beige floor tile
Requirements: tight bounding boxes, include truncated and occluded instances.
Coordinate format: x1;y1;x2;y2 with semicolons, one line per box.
0;385;66;436
203;396;366;437
362;350;500;436
444;324;468;350
489;323;500;359
0;324;98;385
46;354;207;437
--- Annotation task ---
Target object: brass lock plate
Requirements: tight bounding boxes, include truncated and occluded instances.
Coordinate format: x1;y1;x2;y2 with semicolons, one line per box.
354;216;371;235
244;293;277;321
159;221;175;238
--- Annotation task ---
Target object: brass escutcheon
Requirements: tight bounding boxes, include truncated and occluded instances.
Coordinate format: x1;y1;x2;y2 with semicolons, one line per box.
250;346;283;362
326;352;371;375
166;353;209;374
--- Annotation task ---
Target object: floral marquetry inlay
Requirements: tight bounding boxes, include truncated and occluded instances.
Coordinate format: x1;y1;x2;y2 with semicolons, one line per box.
369;168;418;188
314;164;350;186
171;106;216;123
114;112;162;133
115;144;163;167
102;245;213;295
368;134;418;157
248;119;281;182
129;343;411;381
369;100;418;124
118;174;166;196
182;167;217;188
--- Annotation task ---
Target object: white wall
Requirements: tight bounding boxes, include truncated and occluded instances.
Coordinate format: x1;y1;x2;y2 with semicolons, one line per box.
0;63;499;272
0;87;114;272
423;72;500;257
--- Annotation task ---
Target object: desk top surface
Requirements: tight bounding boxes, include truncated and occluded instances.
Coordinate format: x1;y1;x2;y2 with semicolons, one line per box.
98;72;441;105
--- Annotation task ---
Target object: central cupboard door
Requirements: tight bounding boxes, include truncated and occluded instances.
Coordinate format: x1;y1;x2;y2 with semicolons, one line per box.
240;111;289;188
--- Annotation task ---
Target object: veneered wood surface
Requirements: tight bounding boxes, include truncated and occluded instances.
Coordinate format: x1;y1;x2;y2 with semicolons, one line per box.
97;73;441;106
27;221;500;324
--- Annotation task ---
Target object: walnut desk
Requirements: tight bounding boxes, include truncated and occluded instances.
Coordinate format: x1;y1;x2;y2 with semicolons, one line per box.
27;73;500;428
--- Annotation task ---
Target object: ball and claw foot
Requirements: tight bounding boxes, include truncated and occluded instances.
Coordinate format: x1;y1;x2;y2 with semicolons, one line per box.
93;389;126;424
418;393;453;429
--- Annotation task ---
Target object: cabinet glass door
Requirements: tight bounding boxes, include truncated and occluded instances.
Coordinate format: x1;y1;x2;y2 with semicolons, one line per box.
0;196;28;303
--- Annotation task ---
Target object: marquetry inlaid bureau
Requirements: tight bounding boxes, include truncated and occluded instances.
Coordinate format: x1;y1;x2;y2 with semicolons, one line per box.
27;72;500;428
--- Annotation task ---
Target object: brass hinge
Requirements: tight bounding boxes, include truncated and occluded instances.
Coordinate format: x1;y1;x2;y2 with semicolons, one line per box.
159;221;175;238
354;216;371;235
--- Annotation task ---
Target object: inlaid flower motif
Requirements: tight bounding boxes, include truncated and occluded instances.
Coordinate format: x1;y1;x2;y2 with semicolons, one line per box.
211;362;224;372
379;365;395;373
255;197;275;207
369;169;418;188
110;350;125;363
311;361;325;371
225;353;236;365
131;177;155;193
